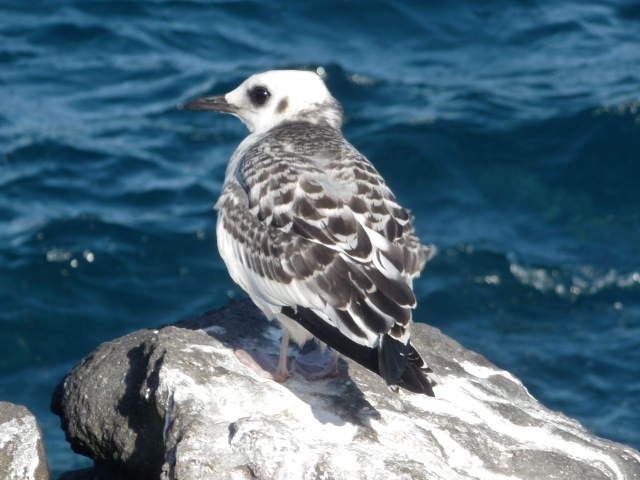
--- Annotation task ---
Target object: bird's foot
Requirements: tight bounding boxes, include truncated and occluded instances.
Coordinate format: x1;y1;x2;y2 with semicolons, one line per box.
234;350;294;383
295;348;340;381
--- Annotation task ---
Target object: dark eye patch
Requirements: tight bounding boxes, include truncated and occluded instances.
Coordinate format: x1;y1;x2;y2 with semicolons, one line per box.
277;98;288;113
249;85;271;106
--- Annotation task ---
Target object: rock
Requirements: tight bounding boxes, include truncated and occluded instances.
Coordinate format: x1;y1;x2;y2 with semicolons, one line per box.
0;401;50;480
52;299;640;480
51;331;166;478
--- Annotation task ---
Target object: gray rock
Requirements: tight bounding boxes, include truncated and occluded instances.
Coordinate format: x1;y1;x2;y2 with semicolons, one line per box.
0;401;50;480
51;331;165;478
52;299;640;480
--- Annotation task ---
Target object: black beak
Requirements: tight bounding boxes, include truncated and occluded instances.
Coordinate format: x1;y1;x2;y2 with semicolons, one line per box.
183;95;235;113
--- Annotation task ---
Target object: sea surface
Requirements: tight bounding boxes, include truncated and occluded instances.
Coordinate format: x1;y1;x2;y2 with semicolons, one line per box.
1;0;639;476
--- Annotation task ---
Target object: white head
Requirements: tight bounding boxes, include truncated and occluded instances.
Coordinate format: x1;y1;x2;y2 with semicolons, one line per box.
185;70;343;134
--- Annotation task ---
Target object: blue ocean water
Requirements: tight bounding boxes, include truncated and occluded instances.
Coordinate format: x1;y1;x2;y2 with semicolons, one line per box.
1;0;639;476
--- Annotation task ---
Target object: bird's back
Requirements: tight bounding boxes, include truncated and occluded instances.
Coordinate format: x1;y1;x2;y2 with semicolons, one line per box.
216;121;435;394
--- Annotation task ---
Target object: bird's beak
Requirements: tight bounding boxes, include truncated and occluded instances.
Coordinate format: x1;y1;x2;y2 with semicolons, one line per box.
183;95;235;113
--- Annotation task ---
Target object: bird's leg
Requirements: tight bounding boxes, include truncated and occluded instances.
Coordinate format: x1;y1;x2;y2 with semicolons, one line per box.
234;330;294;383
276;329;292;380
295;347;340;381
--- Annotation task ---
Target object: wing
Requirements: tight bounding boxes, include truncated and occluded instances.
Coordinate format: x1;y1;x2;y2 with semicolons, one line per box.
240;123;430;278
218;122;434;350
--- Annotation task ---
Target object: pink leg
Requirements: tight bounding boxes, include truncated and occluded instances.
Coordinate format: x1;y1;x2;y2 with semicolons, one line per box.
295;348;340;381
275;330;292;380
234;331;294;383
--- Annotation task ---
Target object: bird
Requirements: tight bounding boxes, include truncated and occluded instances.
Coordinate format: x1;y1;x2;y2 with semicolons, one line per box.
184;69;436;395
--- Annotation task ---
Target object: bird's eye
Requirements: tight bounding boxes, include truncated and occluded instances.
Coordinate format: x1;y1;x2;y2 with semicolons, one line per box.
249;86;271;106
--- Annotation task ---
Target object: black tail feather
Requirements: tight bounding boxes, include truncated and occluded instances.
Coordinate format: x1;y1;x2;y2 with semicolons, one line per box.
378;334;409;386
280;305;435;396
398;363;436;396
281;305;380;375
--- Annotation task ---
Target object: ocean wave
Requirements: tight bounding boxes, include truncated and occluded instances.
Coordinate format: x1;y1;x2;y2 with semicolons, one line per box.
508;259;640;299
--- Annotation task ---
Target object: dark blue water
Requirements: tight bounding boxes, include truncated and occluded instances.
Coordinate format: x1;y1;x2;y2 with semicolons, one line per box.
1;1;639;476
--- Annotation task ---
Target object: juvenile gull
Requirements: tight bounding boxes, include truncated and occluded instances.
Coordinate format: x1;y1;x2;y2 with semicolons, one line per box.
185;70;436;395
